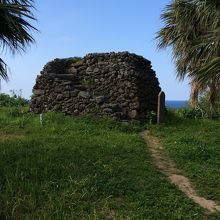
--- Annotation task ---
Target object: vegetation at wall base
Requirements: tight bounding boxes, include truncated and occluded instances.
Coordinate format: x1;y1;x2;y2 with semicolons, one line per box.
0;92;29;107
0;94;220;219
0;107;205;219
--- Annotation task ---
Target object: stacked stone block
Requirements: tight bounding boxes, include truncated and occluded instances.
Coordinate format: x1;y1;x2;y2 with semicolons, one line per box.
31;52;161;121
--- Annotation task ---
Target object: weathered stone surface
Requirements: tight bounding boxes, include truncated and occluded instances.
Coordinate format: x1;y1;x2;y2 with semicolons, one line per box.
56;94;64;101
72;60;84;67
33;89;44;96
67;67;77;74
78;91;90;99
93;67;99;73
54;74;76;81
95;96;105;104
53;105;61;111
103;108;112;113
157;91;166;124
128;110;138;119
86;67;92;73
31;52;161;121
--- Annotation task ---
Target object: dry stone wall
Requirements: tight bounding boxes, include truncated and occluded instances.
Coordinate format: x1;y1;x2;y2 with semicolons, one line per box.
31;52;161;121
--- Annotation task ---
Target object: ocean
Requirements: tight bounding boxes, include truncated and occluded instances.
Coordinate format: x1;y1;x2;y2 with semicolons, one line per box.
166;100;188;109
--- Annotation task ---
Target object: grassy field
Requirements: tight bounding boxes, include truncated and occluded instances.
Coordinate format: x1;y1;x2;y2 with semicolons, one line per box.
0;106;208;219
150;110;220;219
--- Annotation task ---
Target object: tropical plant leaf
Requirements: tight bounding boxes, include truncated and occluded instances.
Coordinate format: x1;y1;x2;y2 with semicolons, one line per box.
0;0;37;80
0;58;8;81
156;0;220;109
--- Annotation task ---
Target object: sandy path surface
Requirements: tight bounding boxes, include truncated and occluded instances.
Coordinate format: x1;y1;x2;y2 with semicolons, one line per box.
0;133;25;140
140;130;220;213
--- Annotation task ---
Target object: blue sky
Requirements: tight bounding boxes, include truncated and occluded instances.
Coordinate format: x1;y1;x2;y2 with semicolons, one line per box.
1;0;190;100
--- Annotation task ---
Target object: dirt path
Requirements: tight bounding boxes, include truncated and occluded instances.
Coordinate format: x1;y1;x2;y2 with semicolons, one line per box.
0;133;25;140
140;130;220;214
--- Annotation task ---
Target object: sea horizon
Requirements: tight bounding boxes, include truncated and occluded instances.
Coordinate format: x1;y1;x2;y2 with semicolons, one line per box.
166;100;188;109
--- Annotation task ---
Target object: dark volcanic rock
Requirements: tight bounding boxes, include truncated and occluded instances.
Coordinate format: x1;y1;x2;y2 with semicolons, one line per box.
31;52;161;121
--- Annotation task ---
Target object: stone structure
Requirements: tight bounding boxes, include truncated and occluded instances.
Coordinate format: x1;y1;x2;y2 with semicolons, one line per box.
31;52;161;121
157;91;165;124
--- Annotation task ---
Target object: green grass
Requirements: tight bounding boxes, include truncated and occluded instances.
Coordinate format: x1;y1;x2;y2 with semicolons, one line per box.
0;107;206;219
150;110;220;217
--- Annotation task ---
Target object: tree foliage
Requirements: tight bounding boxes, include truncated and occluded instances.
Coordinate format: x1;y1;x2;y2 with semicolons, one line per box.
0;0;37;81
157;0;220;110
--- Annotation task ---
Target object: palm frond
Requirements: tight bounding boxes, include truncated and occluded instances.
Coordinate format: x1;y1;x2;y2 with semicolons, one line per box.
0;58;8;81
0;2;37;54
156;0;220;109
0;0;37;80
192;57;220;84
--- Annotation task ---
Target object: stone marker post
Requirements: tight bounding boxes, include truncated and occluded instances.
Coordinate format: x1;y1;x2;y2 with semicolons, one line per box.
157;91;165;124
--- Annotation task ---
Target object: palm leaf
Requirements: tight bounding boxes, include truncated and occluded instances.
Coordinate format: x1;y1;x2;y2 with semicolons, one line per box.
0;58;8;81
192;57;220;84
0;0;37;80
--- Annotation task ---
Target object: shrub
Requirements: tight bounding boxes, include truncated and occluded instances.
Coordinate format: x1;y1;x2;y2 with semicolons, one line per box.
0;91;28;107
177;107;203;119
198;92;220;119
146;111;157;124
177;90;220;120
69;57;82;63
